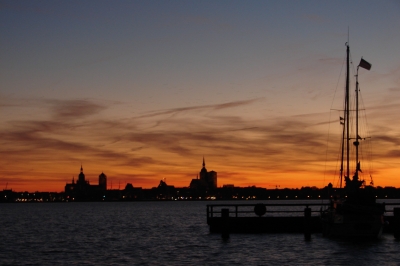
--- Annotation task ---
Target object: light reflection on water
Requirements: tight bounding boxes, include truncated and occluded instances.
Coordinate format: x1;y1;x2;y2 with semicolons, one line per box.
1;201;399;265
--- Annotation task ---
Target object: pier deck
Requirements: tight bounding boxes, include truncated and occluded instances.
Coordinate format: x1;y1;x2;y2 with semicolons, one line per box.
206;202;400;234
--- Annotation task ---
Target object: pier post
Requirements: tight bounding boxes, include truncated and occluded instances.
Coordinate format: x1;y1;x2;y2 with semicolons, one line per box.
221;208;230;239
394;208;400;239
207;205;210;224
304;207;311;240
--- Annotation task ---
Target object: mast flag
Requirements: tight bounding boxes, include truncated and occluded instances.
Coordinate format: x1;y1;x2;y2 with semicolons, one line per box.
359;58;371;70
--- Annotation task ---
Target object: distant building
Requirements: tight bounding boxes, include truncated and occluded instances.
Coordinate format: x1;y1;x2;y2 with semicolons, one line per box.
155;179;175;200
99;172;107;190
189;157;217;190
64;165;107;200
122;183;143;200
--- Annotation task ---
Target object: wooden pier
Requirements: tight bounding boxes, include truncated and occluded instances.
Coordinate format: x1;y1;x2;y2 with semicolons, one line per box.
206;202;400;236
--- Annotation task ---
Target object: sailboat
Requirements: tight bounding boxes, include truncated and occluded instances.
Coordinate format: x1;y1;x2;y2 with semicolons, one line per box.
320;43;385;238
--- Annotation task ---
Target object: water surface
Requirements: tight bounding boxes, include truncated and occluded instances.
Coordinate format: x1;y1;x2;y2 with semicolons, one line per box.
1;201;399;265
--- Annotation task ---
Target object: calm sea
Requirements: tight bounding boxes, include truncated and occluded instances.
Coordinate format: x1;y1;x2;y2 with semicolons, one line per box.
1;200;399;265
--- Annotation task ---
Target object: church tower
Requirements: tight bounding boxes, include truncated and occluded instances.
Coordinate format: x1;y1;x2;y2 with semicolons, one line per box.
199;157;208;183
198;157;217;189
99;172;107;190
78;165;85;184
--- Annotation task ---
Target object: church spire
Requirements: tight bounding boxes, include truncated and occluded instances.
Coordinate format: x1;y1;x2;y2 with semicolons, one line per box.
78;164;85;183
200;156;207;173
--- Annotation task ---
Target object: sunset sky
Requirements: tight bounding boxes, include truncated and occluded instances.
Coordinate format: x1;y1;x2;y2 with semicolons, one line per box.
1;0;400;192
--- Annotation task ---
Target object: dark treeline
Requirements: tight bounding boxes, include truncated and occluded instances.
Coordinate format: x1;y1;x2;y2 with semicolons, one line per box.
2;182;400;202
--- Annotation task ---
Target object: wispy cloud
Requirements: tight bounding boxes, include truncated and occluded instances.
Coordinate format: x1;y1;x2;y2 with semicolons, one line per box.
46;99;106;120
137;98;263;118
1;95;400;191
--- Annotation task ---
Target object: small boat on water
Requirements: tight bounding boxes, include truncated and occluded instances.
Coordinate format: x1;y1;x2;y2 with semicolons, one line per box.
320;43;385;239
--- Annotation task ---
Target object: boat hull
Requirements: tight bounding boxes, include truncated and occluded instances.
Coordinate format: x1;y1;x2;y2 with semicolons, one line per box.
321;211;384;239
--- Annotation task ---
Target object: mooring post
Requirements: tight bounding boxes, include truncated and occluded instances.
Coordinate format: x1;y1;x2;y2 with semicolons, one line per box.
207;205;210;224
393;207;400;239
221;208;230;239
304;206;311;240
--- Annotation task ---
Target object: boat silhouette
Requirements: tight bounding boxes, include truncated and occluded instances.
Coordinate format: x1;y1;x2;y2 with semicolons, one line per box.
321;43;385;239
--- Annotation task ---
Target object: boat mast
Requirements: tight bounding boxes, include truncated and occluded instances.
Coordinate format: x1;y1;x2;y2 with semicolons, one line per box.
340;114;345;189
354;56;372;181
345;43;350;179
355;59;360;180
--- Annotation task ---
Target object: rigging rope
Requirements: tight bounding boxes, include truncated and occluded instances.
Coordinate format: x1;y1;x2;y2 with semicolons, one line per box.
323;53;346;190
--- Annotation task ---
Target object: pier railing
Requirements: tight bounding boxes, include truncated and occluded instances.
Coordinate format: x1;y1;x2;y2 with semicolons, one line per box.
207;202;330;219
207;201;400;219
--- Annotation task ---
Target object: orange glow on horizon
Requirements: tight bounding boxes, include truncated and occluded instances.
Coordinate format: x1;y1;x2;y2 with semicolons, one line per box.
4;163;400;193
